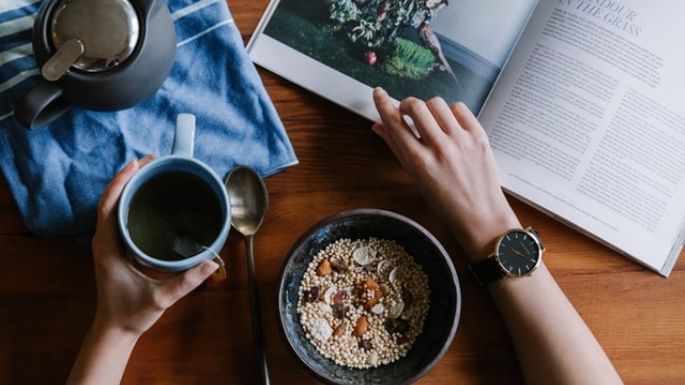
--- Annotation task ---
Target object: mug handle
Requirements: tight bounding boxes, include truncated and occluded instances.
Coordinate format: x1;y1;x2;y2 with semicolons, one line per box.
15;81;71;129
173;113;196;157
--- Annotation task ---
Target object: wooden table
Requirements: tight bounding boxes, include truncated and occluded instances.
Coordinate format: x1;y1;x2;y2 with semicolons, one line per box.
1;1;684;384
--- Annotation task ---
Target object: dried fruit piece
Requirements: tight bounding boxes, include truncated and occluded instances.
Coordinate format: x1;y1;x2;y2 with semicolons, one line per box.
365;296;379;310
396;333;411;344
310;318;333;342
354;282;366;299
333;303;347;319
363;277;383;301
317;259;332;276
401;287;414;308
305;286;322;303
364;277;380;292
358;339;373;351
330;259;349;273
334;322;346;337
353;315;369;337
333;290;348;305
384;318;410;334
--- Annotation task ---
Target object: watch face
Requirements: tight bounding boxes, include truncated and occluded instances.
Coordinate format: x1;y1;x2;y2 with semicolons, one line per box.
496;230;541;276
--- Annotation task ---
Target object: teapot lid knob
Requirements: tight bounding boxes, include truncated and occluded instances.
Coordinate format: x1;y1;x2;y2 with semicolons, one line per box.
50;0;140;73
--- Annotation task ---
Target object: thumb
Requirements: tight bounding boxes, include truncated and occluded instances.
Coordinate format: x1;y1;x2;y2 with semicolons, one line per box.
159;260;219;305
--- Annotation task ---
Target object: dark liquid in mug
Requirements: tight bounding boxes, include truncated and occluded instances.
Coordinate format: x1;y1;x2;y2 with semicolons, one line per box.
127;171;223;261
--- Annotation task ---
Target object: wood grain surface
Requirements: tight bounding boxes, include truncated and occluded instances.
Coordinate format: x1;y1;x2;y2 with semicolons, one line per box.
1;1;684;384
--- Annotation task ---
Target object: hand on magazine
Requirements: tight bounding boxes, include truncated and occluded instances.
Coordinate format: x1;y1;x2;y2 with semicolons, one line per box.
372;88;520;261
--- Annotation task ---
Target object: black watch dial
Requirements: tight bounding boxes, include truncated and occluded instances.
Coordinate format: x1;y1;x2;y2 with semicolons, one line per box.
496;230;541;276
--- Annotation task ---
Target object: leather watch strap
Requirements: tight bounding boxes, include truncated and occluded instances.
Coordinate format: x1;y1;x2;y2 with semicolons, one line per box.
469;257;507;285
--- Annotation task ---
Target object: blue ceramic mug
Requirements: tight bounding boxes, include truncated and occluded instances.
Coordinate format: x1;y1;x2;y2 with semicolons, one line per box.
117;114;231;272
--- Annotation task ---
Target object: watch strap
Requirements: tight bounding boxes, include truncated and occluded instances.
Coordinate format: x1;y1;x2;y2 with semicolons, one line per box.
469;256;507;285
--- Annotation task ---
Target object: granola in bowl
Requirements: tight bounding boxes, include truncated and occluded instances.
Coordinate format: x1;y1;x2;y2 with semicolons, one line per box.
297;238;430;369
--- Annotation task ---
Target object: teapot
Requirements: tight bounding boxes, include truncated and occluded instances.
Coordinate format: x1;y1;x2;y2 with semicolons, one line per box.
15;0;176;129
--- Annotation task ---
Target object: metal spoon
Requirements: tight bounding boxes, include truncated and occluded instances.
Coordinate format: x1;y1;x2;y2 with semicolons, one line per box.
225;166;270;385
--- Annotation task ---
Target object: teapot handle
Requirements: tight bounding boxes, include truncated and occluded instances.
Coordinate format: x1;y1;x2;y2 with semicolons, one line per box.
136;0;162;15
15;81;71;129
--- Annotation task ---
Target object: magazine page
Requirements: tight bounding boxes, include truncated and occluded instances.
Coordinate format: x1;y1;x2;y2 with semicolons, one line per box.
248;0;537;120
479;0;685;274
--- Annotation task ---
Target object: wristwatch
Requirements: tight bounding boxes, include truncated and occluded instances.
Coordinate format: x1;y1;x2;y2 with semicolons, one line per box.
469;227;544;285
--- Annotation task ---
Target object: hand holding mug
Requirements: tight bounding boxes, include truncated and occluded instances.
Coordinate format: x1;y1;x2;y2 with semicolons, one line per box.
91;156;218;337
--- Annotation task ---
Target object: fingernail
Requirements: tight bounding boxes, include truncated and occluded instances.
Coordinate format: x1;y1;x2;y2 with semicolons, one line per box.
374;87;387;97
202;260;220;275
122;159;137;172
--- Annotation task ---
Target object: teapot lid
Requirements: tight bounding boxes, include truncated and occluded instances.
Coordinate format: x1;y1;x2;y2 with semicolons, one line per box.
50;0;140;73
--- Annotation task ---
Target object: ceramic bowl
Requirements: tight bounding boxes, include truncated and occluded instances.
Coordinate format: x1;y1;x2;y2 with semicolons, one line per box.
277;209;461;385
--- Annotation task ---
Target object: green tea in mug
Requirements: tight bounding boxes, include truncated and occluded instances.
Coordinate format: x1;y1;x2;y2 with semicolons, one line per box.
126;171;224;260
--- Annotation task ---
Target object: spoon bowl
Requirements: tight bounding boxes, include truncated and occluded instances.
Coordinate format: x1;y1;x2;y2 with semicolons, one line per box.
226;166;269;236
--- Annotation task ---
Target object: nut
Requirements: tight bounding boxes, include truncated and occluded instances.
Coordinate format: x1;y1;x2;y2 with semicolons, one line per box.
317;259;332;276
353;315;368;337
369;351;379;366
370;303;385;315
353;246;377;265
387;300;405;319
323;286;337;305
334;322;346;337
310;318;333;342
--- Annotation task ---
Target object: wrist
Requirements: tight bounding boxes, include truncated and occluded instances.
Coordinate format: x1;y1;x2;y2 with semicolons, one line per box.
459;209;521;263
91;316;142;344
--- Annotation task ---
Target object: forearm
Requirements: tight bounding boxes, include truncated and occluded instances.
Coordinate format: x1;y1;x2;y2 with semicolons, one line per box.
66;320;139;385
489;263;623;385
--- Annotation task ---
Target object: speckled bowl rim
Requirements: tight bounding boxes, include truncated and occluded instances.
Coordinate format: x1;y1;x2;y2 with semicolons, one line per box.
276;209;462;385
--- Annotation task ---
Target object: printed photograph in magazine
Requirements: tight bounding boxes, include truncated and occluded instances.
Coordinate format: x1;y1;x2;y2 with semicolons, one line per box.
261;0;536;113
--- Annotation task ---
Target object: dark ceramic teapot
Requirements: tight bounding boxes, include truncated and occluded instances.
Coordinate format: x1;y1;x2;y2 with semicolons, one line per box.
15;0;176;129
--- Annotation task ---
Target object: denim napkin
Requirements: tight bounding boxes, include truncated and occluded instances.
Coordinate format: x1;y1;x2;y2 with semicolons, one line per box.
0;0;297;237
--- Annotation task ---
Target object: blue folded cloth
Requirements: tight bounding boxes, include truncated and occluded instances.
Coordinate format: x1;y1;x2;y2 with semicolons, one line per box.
0;0;297;237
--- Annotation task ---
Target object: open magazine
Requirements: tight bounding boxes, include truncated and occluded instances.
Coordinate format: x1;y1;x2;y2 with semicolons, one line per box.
248;0;685;276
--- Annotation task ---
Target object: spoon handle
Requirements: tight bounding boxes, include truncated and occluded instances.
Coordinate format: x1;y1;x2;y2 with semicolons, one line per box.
245;235;270;385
